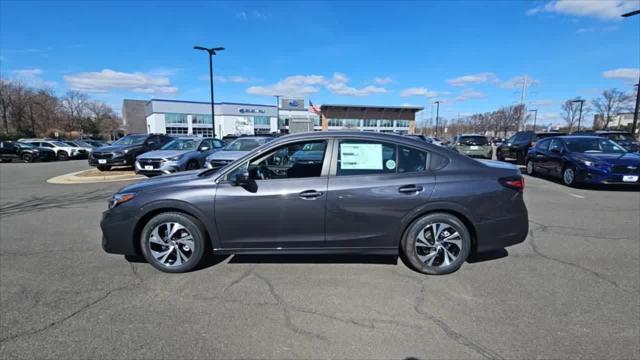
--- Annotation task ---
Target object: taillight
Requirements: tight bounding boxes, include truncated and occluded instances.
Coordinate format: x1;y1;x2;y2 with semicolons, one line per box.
500;176;525;191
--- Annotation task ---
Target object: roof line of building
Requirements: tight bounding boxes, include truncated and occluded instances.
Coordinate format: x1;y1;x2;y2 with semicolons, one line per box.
148;98;277;108
320;104;424;111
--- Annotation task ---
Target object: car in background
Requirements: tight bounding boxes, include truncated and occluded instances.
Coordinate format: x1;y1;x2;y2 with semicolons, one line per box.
89;134;173;171
1;141;47;162
572;130;638;153
404;134;434;144
525;136;640;186
62;140;93;158
491;137;505;146
135;137;226;177
205;136;273;170
449;134;492;159
497;131;566;164
101;131;528;274
79;139;108;148
20;139;79;160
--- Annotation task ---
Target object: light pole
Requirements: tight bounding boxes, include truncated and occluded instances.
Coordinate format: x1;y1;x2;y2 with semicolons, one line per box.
433;101;441;137
194;45;224;137
528;109;538;131
622;9;640;138
571;99;585;132
274;95;281;133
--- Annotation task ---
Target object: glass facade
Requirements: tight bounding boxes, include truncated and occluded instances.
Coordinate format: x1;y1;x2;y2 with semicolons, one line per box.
165;113;188;124
193;128;213;137
193;114;212;124
362;119;378;127
379;120;393;127
328;119;361;127
254;116;271;126
395;120;410;128
166;127;188;135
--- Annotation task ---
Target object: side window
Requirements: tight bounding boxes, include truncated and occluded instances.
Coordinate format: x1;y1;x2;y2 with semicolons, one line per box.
337;140;397;176
506;135;516;143
549;139;563;152
248;140;327;180
398;146;427;173
161;135;173;145
536;139;551;151
42;142;53;148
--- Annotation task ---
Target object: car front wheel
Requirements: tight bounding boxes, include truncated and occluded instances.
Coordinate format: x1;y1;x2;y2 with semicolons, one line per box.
562;166;577;187
97;165;111;171
57;151;69;161
186;160;199;170
140;212;209;273
401;213;471;275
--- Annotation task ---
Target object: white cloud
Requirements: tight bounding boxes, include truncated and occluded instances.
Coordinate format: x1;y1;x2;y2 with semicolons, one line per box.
373;76;392;84
530;99;554;107
247;72;388;97
455;89;485;102
11;68;57;88
400;87;438;98
446;72;497;87
500;75;540;89
526;0;637;20
326;83;387;96
602;68;640;82
64;69;178;94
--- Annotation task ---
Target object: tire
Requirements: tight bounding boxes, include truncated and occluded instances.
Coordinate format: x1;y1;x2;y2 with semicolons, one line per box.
57;151;69;161
140;212;210;273
21;153;34;163
525;159;535;176
562;166;577;187
186;160;200;171
401;213;471;275
97;165;111;171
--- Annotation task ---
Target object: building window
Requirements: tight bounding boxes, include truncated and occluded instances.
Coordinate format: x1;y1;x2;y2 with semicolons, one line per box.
313;117;321;127
379;120;393;127
193;114;212;124
193;128;213;137
362;119;378;127
395;120;410;128
165;113;187;124
254;116;271;126
166;127;188;135
328;119;361;128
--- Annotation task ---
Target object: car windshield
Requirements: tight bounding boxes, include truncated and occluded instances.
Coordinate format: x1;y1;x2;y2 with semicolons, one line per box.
224;138;269;151
64;141;79;147
162;139;198;151
565;138;627;154
112;135;146;145
605;133;633;142
459;136;488;145
52;141;70;147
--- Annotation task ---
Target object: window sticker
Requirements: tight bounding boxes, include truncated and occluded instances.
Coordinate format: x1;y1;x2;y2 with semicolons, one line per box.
386;159;396;170
340;143;383;170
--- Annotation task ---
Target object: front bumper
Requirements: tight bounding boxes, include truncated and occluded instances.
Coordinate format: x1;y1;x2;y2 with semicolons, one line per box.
89;155;128;167
576;166;640;185
101;208;139;255
134;159;181;176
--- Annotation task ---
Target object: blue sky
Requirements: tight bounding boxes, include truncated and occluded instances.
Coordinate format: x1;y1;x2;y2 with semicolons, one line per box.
1;0;638;126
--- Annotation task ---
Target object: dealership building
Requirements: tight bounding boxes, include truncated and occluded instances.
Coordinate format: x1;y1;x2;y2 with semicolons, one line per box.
123;98;421;137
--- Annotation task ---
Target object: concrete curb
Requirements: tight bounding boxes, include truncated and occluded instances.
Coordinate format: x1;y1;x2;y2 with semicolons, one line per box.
47;169;145;184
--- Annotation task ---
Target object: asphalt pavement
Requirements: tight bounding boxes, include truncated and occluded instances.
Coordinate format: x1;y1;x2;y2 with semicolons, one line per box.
0;160;638;359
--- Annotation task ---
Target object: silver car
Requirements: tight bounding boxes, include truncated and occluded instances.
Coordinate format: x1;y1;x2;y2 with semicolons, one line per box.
205;136;274;170
135;137;225;176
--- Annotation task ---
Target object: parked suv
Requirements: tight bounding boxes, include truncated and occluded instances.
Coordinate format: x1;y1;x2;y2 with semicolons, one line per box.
135;137;225;176
21;139;79;160
1;141;44;162
497;131;566;164
449;134;492;159
89;133;173;171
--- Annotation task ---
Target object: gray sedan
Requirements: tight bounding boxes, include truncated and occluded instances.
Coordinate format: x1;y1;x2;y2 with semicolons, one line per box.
135;137;225;176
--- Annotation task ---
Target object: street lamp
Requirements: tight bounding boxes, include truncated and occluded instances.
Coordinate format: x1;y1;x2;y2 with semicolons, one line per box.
622;9;640;138
194;45;224;137
433;100;441;137
571;99;585;132
528;109;538;131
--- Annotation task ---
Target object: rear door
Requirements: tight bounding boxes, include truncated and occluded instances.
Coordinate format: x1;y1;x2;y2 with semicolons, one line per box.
325;138;435;248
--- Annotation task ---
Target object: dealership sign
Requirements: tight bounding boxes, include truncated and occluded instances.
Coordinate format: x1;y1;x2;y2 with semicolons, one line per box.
238;108;266;114
281;98;305;110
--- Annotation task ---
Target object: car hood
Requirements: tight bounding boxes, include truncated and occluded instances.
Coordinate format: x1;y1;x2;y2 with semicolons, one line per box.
137;150;191;160
571;152;640;166
94;144;139;153
206;150;247;161
119;170;203;194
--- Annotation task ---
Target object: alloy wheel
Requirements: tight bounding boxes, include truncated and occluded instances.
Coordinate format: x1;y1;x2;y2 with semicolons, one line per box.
563;168;575;185
526;160;534;175
148;222;195;267
415;222;463;268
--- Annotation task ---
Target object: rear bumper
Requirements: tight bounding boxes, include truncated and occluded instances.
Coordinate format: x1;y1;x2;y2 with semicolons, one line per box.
475;211;529;253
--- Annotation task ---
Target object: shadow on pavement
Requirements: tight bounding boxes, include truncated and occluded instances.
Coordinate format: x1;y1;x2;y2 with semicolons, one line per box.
467;248;509;263
229;254;399;265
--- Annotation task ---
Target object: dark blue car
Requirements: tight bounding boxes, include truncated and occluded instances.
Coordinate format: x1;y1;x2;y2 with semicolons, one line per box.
525;136;640;187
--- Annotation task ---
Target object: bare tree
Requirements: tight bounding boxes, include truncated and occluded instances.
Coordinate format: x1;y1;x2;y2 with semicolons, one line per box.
592;89;632;129
61;91;89;130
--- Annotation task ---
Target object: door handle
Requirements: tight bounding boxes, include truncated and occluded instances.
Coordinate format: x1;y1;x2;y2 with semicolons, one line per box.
399;185;423;194
299;190;323;199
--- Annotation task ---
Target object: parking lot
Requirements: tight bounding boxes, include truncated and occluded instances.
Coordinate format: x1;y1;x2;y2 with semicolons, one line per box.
0;160;638;359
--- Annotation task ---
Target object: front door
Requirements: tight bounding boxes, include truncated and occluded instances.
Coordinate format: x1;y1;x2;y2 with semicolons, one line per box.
214;139;332;249
325;139;435;248
547;138;565;177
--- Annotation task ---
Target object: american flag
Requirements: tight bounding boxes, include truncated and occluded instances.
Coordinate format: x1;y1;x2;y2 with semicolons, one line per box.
309;100;321;115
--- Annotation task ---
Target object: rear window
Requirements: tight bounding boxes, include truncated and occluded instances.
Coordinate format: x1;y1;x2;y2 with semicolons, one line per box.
605;133;633;141
459;136;488;145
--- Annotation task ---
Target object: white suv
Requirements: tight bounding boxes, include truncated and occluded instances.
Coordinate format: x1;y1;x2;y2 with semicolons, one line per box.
22;140;78;161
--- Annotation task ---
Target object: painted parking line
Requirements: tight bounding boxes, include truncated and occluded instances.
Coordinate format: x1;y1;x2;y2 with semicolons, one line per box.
568;193;585;199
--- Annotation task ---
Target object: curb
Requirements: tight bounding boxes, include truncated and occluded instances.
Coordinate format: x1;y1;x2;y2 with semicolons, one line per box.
47;169;145;184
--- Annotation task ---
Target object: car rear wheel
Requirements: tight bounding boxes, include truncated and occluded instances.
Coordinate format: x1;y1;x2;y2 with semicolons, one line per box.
140;212;209;273
21;153;34;163
562;166;576;187
186;160;199;170
57;151;68;161
401;213;471;275
97;165;111;171
526;159;535;176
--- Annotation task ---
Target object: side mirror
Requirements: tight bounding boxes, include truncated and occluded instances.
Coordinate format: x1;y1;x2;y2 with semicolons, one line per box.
234;171;252;186
199;146;209;151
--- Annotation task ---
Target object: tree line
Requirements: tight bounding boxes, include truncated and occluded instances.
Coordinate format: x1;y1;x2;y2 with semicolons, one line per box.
0;78;122;140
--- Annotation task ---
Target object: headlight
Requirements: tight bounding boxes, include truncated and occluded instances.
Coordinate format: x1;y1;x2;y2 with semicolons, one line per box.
167;154;184;161
123;149;130;154
108;193;135;209
582;160;594;167
114;151;124;157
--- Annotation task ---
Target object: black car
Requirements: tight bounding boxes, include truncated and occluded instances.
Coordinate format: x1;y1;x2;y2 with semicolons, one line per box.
101;131;529;274
89;134;173;171
525;136;640;186
0;141;54;162
572;131;638;153
497;131;567;164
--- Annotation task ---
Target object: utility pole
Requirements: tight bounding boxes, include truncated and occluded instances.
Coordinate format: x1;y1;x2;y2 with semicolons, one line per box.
274;95;281;133
434;101;441;138
518;76;528;131
622;9;640;139
194;45;224;137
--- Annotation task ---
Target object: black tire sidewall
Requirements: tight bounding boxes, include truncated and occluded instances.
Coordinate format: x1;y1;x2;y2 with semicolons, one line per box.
401;213;471;275
187;160;199;170
57;151;68;161
140;212;208;273
97;165;111;171
22;153;33;162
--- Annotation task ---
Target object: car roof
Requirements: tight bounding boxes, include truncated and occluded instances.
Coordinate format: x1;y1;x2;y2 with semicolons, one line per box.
267;130;434;148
